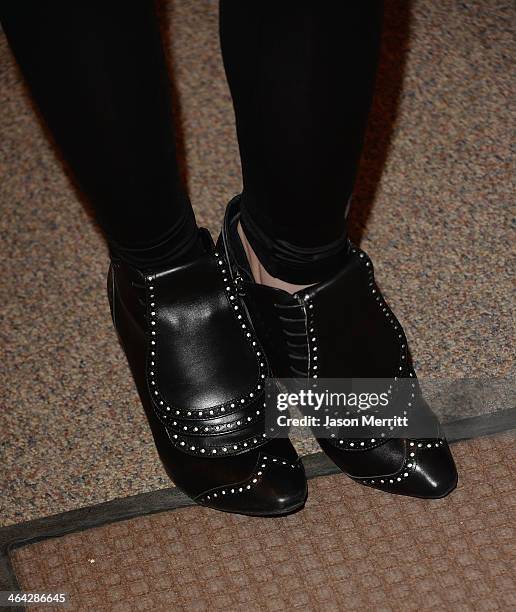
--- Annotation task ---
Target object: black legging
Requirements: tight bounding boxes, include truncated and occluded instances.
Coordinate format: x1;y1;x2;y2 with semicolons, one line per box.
0;0;382;283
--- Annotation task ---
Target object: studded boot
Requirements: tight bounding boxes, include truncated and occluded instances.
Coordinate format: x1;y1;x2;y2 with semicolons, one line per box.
107;228;307;515
221;196;458;499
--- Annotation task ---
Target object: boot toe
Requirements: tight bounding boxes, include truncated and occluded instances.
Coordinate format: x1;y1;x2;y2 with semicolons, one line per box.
401;440;458;498
195;454;307;516
359;439;458;499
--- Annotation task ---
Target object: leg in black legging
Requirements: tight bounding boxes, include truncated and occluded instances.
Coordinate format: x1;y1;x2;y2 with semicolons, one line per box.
0;0;202;268
2;1;382;276
220;0;383;284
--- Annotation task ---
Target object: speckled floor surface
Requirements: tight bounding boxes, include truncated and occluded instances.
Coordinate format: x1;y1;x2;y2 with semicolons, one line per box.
1;0;514;526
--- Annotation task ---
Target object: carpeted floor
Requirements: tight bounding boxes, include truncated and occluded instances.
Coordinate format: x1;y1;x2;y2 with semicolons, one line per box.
9;435;516;611
1;0;514;526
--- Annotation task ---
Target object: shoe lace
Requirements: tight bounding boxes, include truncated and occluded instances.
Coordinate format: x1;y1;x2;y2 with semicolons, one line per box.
273;301;309;377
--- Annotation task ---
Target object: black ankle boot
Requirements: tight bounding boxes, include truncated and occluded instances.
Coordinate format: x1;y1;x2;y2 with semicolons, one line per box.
108;228;307;515
221;196;458;499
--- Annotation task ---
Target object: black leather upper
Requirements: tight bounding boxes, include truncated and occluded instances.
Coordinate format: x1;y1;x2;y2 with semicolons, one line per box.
108;228;307;513
300;248;404;379
149;258;260;411
144;251;269;457
222;195;458;499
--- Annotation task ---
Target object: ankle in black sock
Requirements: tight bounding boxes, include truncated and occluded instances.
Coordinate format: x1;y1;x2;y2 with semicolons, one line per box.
109;227;207;271
239;204;351;285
